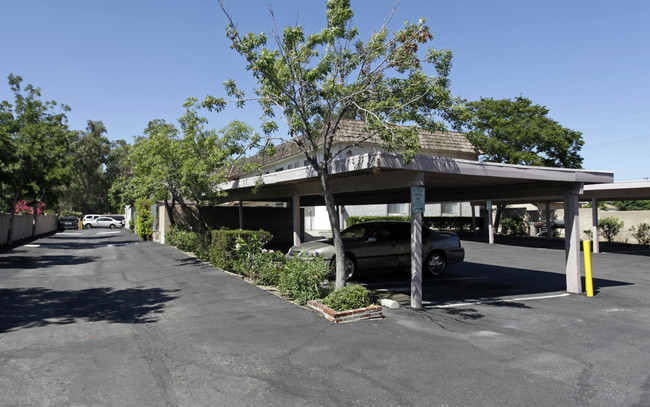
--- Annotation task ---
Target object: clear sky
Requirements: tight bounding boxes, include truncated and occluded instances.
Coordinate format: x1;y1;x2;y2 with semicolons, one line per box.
2;0;649;181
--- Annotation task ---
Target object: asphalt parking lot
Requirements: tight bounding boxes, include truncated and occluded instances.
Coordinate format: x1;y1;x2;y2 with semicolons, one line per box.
1;230;649;406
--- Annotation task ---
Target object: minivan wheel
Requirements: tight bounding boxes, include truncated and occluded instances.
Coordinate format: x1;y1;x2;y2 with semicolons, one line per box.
84;224;92;229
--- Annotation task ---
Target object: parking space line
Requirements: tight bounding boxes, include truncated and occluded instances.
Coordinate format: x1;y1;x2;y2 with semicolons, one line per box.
97;231;121;235
424;292;571;308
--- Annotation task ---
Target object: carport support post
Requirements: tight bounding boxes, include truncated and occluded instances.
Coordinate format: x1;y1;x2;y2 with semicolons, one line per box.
487;201;494;244
471;205;477;236
545;202;552;241
410;172;424;309
238;201;244;230
564;185;584;293
292;195;301;246
592;198;600;253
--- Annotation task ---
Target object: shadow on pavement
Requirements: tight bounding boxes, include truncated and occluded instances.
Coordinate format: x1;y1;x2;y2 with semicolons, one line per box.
0;286;179;333
359;261;633;317
0;254;100;269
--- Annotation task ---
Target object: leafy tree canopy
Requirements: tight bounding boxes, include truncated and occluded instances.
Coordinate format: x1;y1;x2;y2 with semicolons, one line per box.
209;0;465;288
611;200;650;211
465;96;584;168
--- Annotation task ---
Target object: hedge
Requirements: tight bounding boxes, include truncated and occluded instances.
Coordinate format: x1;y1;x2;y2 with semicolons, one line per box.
166;226;272;270
346;215;483;231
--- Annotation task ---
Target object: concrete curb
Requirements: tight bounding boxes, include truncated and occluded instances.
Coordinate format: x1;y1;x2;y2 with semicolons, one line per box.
307;300;383;323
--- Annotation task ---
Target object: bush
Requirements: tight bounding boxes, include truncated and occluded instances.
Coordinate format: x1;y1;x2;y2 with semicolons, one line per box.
278;253;330;305
208;229;273;271
135;199;153;240
231;234;286;284
598;216;624;243
345;215;482;231
501;214;527;236
167;226;211;260
322;285;372;312
631;222;650;245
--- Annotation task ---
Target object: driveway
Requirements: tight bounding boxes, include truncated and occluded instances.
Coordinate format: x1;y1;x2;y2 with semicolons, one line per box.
1;230;649;406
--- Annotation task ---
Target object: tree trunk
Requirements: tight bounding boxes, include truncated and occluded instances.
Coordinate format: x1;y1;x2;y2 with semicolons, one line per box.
494;204;506;233
318;171;346;290
164;196;176;227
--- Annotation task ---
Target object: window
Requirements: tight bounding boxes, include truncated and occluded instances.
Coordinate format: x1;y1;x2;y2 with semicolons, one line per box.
388;203;408;215
275;167;284;172
441;202;458;215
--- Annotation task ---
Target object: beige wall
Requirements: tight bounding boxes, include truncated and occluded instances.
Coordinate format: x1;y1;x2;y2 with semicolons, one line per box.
0;213;59;245
579;209;650;243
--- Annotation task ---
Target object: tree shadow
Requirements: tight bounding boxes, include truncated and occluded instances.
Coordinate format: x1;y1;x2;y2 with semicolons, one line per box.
0;254;100;269
0;286;179;333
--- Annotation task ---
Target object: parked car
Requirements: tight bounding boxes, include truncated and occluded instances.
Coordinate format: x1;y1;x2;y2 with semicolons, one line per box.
83;216;123;229
107;214;125;227
58;216;79;230
287;221;465;280
82;214;101;223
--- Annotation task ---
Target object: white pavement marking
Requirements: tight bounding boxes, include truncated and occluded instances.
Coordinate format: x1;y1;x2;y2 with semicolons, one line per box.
97;231;121;235
424;293;571;309
59;232;82;236
25;244;40;247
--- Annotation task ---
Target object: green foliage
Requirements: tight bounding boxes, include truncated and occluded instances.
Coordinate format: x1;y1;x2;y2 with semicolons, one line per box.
207;229;273;271
212;0;467;290
598;216;624;243
465;96;584;169
631;223;650;245
166;226;211;259
501;214;528;236
322;285;372;312
231;235;286;285
345;215;482;231
611;200;650;211
279;253;330;305
135;199;154;240
0;73;74;241
346;216;409;226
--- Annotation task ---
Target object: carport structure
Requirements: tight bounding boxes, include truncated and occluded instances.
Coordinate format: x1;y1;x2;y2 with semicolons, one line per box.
583;180;650;253
216;151;613;308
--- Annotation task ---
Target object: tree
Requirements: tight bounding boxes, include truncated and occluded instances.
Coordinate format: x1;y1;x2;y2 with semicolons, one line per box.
208;0;465;289
0;74;73;244
465;96;584;168
123;100;258;228
464;96;584;231
611;200;650;211
598;216;624;243
62;120;112;214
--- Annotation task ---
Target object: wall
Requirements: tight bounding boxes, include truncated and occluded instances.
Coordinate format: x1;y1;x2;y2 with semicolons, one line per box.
159;204;298;251
0;213;58;246
579;209;650;243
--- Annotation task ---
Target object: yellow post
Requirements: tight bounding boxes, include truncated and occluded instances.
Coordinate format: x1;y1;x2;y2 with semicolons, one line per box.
583;240;594;297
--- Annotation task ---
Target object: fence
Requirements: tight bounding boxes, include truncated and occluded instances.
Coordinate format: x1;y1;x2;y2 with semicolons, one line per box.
0;213;59;246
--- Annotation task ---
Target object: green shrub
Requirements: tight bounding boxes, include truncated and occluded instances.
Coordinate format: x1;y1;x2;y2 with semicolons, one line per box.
231;234;286;284
278;253;330;305
135;199;153;240
631;222;650;245
322;285;372;312
598;216;624;243
208;229;273;271
501;214;527;236
167;226;211;260
345;215;483;231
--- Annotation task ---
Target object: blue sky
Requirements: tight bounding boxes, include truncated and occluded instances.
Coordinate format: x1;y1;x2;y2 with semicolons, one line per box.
2;0;649;181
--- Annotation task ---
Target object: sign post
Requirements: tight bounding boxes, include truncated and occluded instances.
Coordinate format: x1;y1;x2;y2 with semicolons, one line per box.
410;185;425;309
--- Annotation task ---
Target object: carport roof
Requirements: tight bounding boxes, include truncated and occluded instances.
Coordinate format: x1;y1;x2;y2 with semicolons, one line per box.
216;152;614;205
582;180;650;201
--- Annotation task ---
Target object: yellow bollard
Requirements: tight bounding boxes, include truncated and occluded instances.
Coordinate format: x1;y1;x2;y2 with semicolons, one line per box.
583;240;594;297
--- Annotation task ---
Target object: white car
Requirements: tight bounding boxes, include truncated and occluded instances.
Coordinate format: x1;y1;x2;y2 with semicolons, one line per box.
83;216;123;229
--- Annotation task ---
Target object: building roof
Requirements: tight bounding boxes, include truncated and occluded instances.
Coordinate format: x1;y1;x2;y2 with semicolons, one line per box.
230;119;476;178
